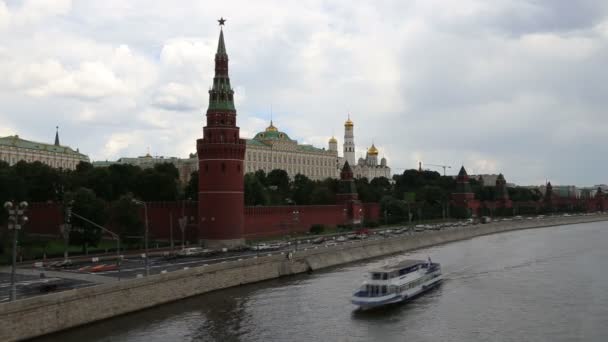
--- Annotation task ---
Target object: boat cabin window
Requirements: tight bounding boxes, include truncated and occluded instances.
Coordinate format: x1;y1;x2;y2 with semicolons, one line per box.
372;273;389;280
366;285;389;296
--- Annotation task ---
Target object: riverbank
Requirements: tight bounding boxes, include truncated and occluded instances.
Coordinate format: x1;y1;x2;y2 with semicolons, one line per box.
1;214;606;341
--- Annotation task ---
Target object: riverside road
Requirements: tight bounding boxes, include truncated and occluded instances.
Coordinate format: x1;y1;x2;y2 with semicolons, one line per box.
34;219;608;342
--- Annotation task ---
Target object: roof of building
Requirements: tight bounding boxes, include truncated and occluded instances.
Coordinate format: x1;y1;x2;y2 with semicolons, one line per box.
367;144;379;156
0;135;88;159
248;121;330;154
329;136;337;143
458;166;468;177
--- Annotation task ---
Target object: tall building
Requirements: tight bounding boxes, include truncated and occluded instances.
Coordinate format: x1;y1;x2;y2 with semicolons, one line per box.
196;21;246;248
0;128;89;170
243;121;338;180
336;116;391;180
343;115;355;166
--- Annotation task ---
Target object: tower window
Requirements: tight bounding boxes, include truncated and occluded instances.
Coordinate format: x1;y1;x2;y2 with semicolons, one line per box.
222;163;226;173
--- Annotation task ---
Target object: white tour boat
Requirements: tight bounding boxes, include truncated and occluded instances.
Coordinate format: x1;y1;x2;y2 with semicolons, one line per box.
351;258;442;310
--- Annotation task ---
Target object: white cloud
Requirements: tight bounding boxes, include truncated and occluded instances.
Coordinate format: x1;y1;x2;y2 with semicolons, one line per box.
1;0;608;185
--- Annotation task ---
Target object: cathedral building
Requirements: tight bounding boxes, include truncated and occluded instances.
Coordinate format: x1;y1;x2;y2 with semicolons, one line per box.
335;116;391;180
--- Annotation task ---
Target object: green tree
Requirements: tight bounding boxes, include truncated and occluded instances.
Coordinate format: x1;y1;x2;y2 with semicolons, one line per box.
110;194;144;246
267;169;290;193
244;173;269;205
380;196;408;224
184;170;199;201
292;174;314;205
311;184;334;204
13;161;61;202
134;168;179;201
107;164;141;200
66;188;106;254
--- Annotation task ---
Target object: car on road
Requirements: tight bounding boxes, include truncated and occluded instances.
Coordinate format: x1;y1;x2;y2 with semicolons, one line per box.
414;225;425;232
47;259;73;269
336;236;347;242
177;247;217;257
312;237;326;244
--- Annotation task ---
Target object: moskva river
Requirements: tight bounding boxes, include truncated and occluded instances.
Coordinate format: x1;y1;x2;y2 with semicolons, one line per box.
37;222;608;342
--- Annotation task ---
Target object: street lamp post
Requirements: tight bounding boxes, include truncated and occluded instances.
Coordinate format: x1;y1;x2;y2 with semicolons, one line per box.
5;201;28;302
62;200;74;261
132;199;149;276
71;212;122;280
292;210;299;251
359;208;363;227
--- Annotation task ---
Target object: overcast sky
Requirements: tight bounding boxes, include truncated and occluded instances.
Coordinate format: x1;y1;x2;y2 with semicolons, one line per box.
1;1;607;186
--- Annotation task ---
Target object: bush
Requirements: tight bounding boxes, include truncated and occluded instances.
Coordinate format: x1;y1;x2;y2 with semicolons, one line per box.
309;224;326;235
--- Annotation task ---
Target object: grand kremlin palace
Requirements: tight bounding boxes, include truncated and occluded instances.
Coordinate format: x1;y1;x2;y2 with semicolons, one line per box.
243;118;391;181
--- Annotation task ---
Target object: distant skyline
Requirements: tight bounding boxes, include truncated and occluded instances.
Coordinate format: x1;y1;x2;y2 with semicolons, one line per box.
1;1;607;186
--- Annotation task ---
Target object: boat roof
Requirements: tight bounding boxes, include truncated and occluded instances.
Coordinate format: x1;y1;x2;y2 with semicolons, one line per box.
371;259;426;273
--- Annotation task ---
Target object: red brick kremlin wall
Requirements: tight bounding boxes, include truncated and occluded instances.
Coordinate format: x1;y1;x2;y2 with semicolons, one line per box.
22;202;381;241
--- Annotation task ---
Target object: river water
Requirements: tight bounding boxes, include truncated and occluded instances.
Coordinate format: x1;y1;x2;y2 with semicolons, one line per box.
37;222;608;342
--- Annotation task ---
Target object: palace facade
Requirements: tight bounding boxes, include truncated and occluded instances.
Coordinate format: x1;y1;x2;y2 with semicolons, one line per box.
0;130;89;170
243;121;338;180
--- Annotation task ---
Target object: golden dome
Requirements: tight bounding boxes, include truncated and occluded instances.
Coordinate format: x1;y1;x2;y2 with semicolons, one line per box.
344;118;353;127
265;120;278;132
329;136;337;143
367;144;379;156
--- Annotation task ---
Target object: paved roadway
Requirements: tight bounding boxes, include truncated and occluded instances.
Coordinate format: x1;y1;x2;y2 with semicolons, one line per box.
0;272;93;303
2;213;604;302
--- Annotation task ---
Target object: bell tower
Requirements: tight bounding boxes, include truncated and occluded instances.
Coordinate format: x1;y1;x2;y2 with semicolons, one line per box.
196;18;246;248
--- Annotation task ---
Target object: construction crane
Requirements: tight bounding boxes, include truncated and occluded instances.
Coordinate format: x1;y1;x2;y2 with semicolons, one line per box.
425;163;452;176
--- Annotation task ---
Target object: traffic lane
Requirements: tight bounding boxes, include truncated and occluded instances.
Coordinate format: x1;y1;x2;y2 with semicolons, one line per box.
0;272;93;302
44;228;467;280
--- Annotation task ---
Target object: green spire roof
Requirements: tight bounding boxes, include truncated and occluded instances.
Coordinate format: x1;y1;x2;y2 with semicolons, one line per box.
54;126;60;146
207;27;235;111
217;29;226;55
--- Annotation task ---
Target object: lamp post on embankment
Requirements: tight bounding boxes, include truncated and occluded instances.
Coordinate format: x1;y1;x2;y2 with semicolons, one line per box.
292;210;299;251
132;199;149;276
71;212;122;280
5;200;28;302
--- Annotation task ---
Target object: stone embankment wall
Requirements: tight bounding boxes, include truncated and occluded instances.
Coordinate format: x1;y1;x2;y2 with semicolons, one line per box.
1;215;606;341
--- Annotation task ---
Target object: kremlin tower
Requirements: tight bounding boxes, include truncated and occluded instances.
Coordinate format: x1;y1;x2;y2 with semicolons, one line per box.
196;19;246;248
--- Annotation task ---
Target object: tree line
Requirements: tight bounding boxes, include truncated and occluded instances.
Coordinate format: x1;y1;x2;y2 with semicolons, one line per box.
1;160;547;257
0;160;184;255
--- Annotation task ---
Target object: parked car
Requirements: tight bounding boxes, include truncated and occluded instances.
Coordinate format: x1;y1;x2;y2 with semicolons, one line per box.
414;225;425;232
336;236;347;242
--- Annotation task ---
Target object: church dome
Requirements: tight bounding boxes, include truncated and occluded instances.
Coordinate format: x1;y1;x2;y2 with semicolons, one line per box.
344;114;354;128
367;144;379;156
329;136;337;143
265;120;278;132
